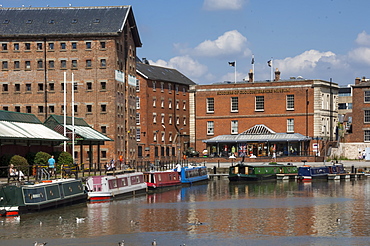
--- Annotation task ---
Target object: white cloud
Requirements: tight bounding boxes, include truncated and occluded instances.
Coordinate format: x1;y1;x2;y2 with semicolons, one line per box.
149;55;208;79
348;47;370;65
203;0;247;11
273;50;337;74
192;30;251;57
355;31;370;46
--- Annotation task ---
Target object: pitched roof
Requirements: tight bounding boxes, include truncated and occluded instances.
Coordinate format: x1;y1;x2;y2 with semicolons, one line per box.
0;6;141;46
0;110;41;123
136;62;196;86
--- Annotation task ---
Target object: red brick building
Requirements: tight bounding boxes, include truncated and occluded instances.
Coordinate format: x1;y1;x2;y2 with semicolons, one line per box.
0;6;141;165
136;60;195;164
189;70;339;161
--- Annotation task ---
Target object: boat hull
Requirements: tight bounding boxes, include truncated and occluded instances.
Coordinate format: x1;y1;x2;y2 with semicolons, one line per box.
144;170;181;189
179;166;209;184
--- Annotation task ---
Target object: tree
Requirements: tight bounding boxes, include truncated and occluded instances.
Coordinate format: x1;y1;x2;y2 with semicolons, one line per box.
58;152;73;167
10;155;28;173
34;151;51;166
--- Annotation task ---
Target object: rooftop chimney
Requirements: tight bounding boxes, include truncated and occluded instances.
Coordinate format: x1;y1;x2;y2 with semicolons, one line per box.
274;68;280;81
355;77;361;85
248;69;254;83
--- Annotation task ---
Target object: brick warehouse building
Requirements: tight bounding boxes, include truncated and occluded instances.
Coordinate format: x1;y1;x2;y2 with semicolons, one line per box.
0;6;141;165
189;70;339;162
136;59;196;164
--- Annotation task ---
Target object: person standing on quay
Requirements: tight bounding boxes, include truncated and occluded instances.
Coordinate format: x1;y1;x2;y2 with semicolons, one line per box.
48;155;55;176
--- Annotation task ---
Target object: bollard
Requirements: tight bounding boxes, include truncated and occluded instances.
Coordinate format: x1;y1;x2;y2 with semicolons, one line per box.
213;166;217;174
351;165;355;173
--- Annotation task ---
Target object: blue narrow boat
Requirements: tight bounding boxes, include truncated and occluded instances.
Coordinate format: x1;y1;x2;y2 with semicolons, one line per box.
179;165;209;184
297;166;330;181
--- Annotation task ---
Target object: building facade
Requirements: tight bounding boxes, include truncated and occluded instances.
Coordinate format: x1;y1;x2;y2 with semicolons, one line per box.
190;71;339;160
136;60;196;164
0;6;141;165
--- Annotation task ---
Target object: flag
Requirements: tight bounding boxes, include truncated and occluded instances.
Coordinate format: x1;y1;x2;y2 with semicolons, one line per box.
228;61;235;67
251;56;254;64
267;60;272;67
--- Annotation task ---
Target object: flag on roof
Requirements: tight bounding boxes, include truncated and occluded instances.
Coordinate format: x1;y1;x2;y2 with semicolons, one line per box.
228;61;235;67
267;60;272;67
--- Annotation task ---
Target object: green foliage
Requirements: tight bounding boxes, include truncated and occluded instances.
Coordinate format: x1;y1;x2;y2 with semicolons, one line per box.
58;152;73;166
10;155;28;173
34;151;51;166
25;152;36;166
0;154;13;167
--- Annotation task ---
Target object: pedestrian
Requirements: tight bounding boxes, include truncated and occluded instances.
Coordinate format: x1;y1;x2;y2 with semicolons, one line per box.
48;155;55;176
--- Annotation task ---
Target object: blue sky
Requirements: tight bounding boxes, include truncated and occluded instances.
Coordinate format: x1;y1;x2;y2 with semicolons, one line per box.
2;0;370;86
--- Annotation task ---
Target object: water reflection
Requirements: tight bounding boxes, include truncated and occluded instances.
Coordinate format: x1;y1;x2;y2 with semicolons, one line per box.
1;178;370;245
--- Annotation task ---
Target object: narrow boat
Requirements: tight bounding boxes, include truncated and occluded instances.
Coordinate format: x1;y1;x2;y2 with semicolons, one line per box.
228;163;298;181
179;165;209;184
297;165;330;181
85;171;147;202
143;170;181;189
0;178;86;217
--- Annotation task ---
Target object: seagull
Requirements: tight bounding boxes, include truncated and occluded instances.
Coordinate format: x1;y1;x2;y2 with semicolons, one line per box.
118;240;124;246
130;219;139;225
34;242;47;246
152;239;157;246
194;219;202;225
337;218;341;223
76;217;85;223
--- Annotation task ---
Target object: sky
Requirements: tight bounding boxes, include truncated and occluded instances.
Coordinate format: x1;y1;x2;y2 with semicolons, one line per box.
1;0;370;86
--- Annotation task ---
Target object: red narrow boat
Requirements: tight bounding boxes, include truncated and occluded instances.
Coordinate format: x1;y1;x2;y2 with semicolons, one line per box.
143;170;181;189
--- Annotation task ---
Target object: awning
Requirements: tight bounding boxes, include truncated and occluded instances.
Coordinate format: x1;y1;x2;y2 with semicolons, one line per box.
203;133;311;144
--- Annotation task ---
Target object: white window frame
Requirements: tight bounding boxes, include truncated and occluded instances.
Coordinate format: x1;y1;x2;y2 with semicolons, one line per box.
136;113;140;125
136;129;141;142
286;95;294;110
169;115;172;125
161;132;165;142
207;121;214;135
231;120;238;134
365;110;370;123
136;97;140;109
287;119;294;133
365;130;370;142
207;98;214;113
153;98;156;107
231;97;238;112
365;91;370;103
153;113;157;124
161;113;165;124
136;79;140;92
255;96;264;111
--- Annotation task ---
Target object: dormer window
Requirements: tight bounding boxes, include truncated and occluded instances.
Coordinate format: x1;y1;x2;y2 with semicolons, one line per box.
71;19;78;24
26;20;32;24
3;20;9;24
93;19;100;23
49;20;54;24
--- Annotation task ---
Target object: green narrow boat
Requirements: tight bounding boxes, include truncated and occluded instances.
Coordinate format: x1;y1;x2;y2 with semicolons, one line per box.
228;163;298;181
0;178;87;216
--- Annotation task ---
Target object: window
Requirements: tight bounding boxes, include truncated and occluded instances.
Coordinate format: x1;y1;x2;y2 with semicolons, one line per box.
14;61;20;69
161;99;164;108
101;126;107;134
25;43;31;50
136;113;140;125
26;83;31;91
161;114;165;124
154;132;157;142
365;110;370;123
231;97;238;112
183;101;186;110
100;59;106;68
101;104;107;113
25;61;31;69
183;117;187;125
255;96;264;111
49;83;54;91
207;98;214;113
2;61;8;69
74;105;78;113
61;60;67;69
48;43;54;50
287;95;294;110
169;100;172;109
86;59;92;68
136;97;140;109
168;83;172;93
61;82;65;91
60;42;66;50
3;106;8;111
152;81;156;91
287;119;294;133
49;105;55;113
136;129;141;142
176;85;179;94
14;43;19;51
71;42;77;50
365;91;370;103
100;81;106;90
37;60;43;69
15;84;20;92
101;150;107;159
2;84;8;92
136;80;140;92
86;42;91;49
26;106;31;113
48;60;55;69
207;121;214;135
2;43;7;51
153;113;157;123
38;106;44;113
176;100;179;110
161;82;164;92
100;41;106;49
176;116;180;125
38;83;43;91
86;104;92;113
161;132;165;142
72;60;77;68
15;106;20;112
365;130;370;142
153;98;156;107
169;115;172;125
86;82;92;90
37;43;42;50
231;120;238;134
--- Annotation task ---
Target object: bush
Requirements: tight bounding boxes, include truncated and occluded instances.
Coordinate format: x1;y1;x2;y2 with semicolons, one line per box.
10;155;29;174
34;151;51;166
58;152;73;167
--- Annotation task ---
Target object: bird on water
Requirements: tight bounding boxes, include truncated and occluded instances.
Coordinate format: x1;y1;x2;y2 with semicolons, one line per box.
152;239;157;245
118;240;125;246
34;242;47;246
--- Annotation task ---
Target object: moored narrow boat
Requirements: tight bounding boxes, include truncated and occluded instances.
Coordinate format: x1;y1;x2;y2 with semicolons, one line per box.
143;170;181;189
228;163;298;181
0;178;86;217
179;165;209;184
297;165;330;181
85;171;147;202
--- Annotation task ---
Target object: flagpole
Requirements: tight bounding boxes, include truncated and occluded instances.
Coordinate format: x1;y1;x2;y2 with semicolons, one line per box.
71;73;75;160
252;55;255;83
270;58;273;82
234;60;236;83
63;72;67;152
